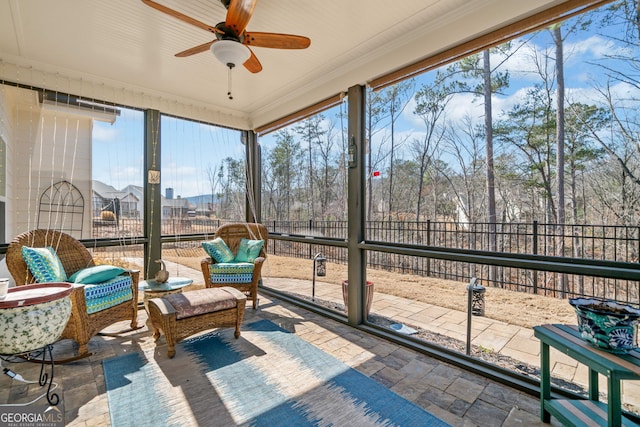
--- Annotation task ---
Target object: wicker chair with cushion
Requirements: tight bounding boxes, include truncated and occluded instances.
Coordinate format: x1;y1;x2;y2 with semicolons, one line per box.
6;229;139;361
200;223;268;309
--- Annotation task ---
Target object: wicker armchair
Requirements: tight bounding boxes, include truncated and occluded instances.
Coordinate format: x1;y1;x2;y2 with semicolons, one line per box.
200;223;268;309
6;229;139;361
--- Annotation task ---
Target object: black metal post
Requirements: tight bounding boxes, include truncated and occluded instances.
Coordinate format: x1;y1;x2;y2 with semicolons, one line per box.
533;220;538;294
312;253;327;302
312;254;318;301
466;278;476;355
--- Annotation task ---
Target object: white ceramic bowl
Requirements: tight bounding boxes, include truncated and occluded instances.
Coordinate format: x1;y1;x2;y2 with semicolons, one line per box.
0;283;73;355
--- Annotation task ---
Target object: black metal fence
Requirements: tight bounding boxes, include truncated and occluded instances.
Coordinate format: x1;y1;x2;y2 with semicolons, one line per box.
266;220;640;305
263;219;639;261
93;218;640;305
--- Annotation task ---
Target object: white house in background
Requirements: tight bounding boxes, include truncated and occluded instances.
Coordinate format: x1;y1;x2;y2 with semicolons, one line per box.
119;184;195;219
455;201;470;230
121;184;144;219
92;180;139;218
162;195;195;218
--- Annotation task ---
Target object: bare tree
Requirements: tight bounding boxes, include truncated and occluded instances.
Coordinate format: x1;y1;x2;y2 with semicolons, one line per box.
315;117;342;219
366;90;392;219
295;115;327;219
441;114;485;224
457;45;511;284
206;163;222;217
551;24;568;295
266;130;304;220
379;81;414;220
413;71;457;221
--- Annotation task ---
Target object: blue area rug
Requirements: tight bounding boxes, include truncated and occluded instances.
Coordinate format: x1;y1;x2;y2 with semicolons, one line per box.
103;319;450;426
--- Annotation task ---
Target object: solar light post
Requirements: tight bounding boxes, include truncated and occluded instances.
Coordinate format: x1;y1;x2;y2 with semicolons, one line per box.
469;279;486;316
466;277;486;355
312;253;327;301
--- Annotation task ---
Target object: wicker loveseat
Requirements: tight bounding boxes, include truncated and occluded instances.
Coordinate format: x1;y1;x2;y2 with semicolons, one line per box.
6;229;139;360
200;223;268;309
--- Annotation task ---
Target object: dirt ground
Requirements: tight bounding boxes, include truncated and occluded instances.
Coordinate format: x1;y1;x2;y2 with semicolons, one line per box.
166;251;577;329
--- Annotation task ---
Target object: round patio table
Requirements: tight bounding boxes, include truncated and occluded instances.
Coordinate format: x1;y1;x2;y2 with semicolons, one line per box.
139;277;193;312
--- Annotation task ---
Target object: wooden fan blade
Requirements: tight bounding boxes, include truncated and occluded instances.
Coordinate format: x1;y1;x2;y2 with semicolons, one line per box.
243;48;262;73
226;0;257;36
244;32;311;49
175;41;215;57
141;0;220;34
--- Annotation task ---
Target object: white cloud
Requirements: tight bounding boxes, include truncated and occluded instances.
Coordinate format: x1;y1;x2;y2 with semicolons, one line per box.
403;92;484;130
161;162;206;197
495;40;547;83
92;124;118;143
492;87;531;118
402;96;421;127
94;166;141;188
565;35;615;63
445;93;484;122
570;80;640;109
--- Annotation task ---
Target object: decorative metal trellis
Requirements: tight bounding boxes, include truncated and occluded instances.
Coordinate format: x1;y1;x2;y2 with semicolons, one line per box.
38;180;85;237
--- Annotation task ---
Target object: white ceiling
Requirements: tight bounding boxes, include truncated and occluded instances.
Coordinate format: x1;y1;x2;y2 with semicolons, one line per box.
0;0;565;130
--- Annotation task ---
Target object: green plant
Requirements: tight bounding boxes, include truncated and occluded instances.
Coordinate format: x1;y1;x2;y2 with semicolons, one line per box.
478;345;495;354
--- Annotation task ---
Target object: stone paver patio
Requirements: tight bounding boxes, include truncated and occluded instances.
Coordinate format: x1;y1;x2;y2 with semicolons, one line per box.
263;275;640;412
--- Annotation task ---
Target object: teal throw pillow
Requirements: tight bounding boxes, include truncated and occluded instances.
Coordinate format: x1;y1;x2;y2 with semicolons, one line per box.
69;265;126;284
202;237;235;263
21;246;68;283
234;238;264;263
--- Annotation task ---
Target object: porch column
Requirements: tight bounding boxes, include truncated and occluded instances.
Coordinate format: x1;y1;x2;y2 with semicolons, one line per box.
144;109;162;280
347;85;366;324
245;130;262;223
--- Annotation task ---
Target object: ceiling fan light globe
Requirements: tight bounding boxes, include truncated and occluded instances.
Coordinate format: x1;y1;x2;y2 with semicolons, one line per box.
210;40;250;68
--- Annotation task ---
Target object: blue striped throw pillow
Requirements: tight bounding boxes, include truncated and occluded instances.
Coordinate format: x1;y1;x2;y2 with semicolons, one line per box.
21;246;68;283
202;237;235;263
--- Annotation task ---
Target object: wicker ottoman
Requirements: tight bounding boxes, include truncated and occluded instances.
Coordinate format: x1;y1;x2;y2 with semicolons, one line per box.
148;286;246;358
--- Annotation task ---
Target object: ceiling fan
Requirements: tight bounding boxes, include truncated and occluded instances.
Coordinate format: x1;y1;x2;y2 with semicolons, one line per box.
141;0;311;74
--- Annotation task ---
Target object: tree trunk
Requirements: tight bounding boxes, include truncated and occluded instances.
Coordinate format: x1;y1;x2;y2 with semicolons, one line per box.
388;101;395;220
367;106;373;219
554;25;568;297
483;50;498;285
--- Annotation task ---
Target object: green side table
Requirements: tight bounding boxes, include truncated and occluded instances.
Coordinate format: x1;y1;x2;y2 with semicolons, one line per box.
534;324;640;427
139;277;193;312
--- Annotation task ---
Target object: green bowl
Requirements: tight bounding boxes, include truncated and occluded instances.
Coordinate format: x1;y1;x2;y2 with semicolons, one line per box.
569;298;640;353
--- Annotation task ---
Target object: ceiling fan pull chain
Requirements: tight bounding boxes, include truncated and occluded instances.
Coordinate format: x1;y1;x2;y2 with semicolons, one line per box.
227;65;234;100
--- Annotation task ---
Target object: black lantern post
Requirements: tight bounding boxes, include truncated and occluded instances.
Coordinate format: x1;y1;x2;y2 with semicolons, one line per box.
312;253;327;301
466;277;486;355
468;277;486;316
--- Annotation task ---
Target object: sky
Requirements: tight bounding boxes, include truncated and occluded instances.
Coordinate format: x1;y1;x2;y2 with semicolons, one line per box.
92;2;633;197
92;111;244;198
